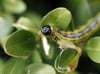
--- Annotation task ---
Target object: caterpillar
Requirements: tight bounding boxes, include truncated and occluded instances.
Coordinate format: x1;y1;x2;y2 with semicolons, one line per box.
41;13;100;50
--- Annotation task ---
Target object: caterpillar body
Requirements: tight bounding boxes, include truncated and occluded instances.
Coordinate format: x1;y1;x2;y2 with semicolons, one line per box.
41;13;100;50
56;13;100;43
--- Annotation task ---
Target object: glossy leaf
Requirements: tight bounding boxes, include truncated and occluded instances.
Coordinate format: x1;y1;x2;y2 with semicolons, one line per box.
86;37;100;63
55;48;80;73
4;30;35;59
0;17;13;42
14;17;34;31
2;58;26;74
41;7;72;30
25;63;56;74
3;0;26;14
14;11;42;32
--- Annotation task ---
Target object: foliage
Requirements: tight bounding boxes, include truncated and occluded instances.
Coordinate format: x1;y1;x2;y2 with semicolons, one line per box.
0;0;100;74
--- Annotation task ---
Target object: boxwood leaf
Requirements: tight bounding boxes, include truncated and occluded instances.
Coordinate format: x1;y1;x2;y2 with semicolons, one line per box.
41;7;72;30
55;48;80;73
65;0;92;26
86;37;100;63
32;50;42;63
0;17;13;42
14;17;34;32
23;11;42;30
4;30;36;59
26;63;56;74
2;58;26;74
3;0;26;14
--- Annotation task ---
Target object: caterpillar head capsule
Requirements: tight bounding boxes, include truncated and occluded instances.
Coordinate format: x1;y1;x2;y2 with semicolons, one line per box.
41;25;52;35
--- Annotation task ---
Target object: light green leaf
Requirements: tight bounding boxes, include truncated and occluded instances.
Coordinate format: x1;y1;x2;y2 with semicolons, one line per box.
41;7;72;30
26;63;56;74
86;37;100;63
23;11;42;30
2;58;26;74
0;17;13;42
3;0;26;14
4;30;36;59
55;48;80;73
14;12;42;32
14;17;34;31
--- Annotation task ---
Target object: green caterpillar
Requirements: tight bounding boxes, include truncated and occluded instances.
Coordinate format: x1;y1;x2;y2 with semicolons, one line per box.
41;12;100;52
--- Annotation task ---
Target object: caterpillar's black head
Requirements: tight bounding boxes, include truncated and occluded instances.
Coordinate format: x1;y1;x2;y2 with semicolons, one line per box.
41;25;52;35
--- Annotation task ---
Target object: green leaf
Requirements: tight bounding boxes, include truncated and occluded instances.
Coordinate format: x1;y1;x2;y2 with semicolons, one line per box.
41;7;72;30
88;0;100;14
14;11;42;33
0;58;4;74
75;0;92;25
64;71;79;74
4;30;36;59
3;0;26;14
32;50;42;63
25;63;56;74
23;11;42;30
86;37;100;63
2;58;26;74
14;17;34;32
55;48;80;73
0;17;13;42
65;0;92;26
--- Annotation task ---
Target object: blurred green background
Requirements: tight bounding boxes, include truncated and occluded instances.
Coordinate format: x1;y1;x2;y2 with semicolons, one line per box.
0;0;100;74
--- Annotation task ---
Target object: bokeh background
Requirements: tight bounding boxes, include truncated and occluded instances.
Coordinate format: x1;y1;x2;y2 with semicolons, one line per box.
0;0;100;74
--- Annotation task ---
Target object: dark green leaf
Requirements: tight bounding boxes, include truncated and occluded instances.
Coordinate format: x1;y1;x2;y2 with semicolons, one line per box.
32;50;42;63
88;0;100;14
65;0;92;26
4;30;36;59
2;58;26;74
0;58;4;73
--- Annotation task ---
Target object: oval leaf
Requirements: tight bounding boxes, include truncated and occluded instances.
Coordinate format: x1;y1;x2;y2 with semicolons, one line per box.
41;7;72;30
4;30;35;59
55;48;80;73
2;58;26;74
14;17;34;31
23;11;42;30
86;37;100;63
3;0;26;14
26;63;56;74
0;17;13;42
